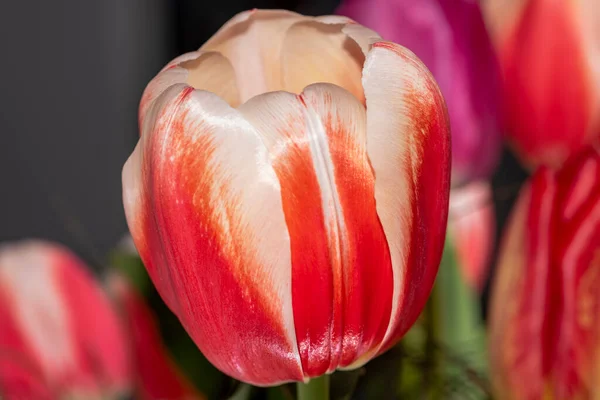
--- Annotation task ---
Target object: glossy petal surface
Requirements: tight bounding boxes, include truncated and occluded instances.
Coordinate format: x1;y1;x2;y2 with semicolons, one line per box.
490;148;600;399
240;83;394;376
124;86;303;385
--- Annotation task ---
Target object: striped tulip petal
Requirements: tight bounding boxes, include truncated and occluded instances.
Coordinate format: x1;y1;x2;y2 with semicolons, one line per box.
0;240;132;399
124;9;450;385
489;147;600;399
124;86;303;385
362;42;450;353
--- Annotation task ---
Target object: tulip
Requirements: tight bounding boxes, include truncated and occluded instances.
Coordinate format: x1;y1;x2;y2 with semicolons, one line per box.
123;9;451;386
489;146;600;399
0;240;132;399
483;0;600;168
110;274;204;400
337;0;502;185
447;182;495;291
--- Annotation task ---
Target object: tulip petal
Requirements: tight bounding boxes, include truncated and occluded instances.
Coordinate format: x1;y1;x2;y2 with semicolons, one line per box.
281;21;365;103
123;86;303;385
496;0;600;167
0;241;131;397
0;357;53;400
139;51;240;125
200;9;304;102
361;42;451;353
239;83;394;377
490;148;600;399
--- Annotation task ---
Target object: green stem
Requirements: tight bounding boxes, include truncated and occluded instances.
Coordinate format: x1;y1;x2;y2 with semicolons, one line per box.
425;289;441;400
297;374;330;400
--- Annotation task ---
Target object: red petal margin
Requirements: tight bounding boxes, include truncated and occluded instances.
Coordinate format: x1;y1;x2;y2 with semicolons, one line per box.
490;147;600;399
239;83;393;377
123;86;303;385
501;0;595;168
110;276;204;400
361;41;451;355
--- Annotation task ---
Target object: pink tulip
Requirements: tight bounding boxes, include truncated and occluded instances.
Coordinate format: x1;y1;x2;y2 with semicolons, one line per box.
489;147;600;399
448;182;495;291
0;240;131;399
123;9;451;386
337;0;502;185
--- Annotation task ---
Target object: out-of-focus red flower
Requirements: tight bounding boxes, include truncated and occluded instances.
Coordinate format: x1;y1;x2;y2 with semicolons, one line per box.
110;274;204;400
448;182;495;291
489;147;600;399
484;0;600;168
0;240;132;399
337;0;502;185
123;9;451;386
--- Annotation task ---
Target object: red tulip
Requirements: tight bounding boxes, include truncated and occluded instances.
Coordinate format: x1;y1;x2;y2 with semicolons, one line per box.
0;240;132;399
337;0;502;186
447;181;495;291
489;146;600;399
484;0;600;168
110;274;204;400
123;9;451;385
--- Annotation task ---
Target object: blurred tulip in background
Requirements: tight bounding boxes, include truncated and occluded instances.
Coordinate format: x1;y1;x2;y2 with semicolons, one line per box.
447;181;495;292
337;0;502;185
0;240;204;400
484;0;600;168
123;9;451;386
489;146;600;399
0;241;131;399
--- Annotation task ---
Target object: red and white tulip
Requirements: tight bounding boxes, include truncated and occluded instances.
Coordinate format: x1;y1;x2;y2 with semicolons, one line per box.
489;147;600;399
0;241;132;399
123;9;451;385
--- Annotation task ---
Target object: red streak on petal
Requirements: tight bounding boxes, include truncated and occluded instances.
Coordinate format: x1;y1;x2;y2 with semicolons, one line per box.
269;107;335;378
0;290;53;398
269;85;394;376
303;90;393;367
53;251;131;394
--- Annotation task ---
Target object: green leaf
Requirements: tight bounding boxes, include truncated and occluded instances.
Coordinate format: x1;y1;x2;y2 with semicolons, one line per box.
433;239;490;399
